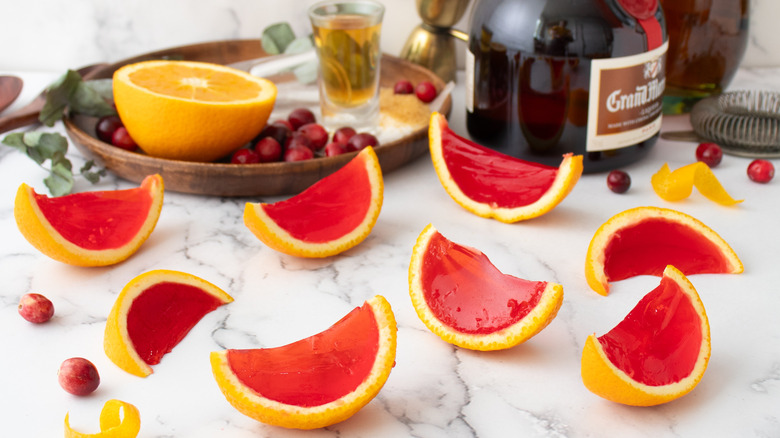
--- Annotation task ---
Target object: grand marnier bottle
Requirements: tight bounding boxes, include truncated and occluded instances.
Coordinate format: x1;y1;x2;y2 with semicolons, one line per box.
465;0;668;172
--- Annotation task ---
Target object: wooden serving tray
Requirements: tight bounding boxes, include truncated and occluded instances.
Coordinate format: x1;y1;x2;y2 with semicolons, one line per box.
64;39;450;197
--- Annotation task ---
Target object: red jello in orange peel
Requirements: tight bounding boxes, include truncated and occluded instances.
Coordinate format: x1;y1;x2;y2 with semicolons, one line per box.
581;265;711;406
408;224;563;350
243;146;383;258
428;112;583;223
585;206;743;295
210;295;397;430
104;270;233;377
651;161;742;206
14;174;164;266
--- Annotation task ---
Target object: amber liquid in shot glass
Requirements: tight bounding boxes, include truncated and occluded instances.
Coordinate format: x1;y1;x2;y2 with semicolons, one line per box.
309;1;384;130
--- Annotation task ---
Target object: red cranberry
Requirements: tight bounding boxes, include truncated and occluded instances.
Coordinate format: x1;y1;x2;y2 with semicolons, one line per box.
231;148;260;164
324;141;348;157
415;81;437;103
332;126;357;145
297;123;329;151
284;146;314;162
346;132;379;152
393;80;414;94
95;115;123;143
287;108;316;130
18;293;54;323
58;357;100;396
258;123;292;146
111;126;137;151
271;119;294;131
696;142;723;168
254;137;282;163
747;159;775;183
285;131;313;151
606;170;631;193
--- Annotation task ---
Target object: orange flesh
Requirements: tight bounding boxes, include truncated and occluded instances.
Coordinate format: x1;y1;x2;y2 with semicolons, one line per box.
261;155;371;242
226;303;379;407
127;282;225;365
421;231;545;334
598;276;701;386
34;187;153;250
440;121;558;208
128;64;264;102
603;218;732;281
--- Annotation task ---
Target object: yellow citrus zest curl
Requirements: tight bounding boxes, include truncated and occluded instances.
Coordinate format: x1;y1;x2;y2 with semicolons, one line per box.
64;399;141;438
651;162;742;206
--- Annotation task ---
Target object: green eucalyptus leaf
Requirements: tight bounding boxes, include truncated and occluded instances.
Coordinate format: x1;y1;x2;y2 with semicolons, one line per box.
70;81;116;117
39;70;82;126
86;79;114;101
262;22;296;55
2;132;28;153
284;36;314;54
33;132;69;159
45;162;74;197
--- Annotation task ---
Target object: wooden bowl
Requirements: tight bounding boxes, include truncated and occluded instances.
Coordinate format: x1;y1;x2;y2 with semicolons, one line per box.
65;39;451;197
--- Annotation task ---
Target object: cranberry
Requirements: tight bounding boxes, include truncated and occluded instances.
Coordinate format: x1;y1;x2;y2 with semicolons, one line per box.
696;142;723;168
324;141;348;157
58;357;100;396
415;81;437;103
332;126;357;145
288;108;317;130
346;132;379;152
95;115;123;143
284;146;314;162
259;123;292;146
747;159;775;183
297;123;329;151
285;131;313;151
254;137;282;163
110;126;137;151
393;80;414;94
606;170;631;193
231;148;260;164
18;293;54;323
271;119;294;131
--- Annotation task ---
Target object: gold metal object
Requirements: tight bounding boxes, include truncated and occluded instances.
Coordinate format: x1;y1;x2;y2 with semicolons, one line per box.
400;0;471;83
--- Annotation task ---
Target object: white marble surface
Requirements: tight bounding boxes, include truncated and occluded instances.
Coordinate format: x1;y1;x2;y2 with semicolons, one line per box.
1;67;779;437
0;0;778;73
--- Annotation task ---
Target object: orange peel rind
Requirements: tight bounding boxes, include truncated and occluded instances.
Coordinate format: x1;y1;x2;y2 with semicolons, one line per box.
651;162;742;206
64;399;141;438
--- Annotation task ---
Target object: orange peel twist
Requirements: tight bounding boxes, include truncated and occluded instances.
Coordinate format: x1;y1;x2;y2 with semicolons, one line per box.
64;399;141;438
651;162;742;206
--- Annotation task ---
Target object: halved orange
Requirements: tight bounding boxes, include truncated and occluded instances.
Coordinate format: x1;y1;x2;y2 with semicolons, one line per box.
14;174;164;267
64;399;141;438
104;269;233;377
585;206;743;296
113;60;277;162
408;224;563;350
428;112;583;223
651;162;742;206
210;295;397;430
581;265;711;406
244;147;383;258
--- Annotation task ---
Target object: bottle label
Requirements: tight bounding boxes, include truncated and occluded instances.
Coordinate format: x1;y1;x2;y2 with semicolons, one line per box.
586;41;668;152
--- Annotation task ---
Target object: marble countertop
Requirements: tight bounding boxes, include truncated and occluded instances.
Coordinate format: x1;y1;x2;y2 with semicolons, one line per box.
1;67;778;438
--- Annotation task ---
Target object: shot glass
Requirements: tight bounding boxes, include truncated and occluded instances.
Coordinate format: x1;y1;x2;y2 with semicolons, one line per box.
308;0;385;131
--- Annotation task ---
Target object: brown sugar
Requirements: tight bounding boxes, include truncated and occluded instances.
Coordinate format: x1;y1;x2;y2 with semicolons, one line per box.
379;88;430;128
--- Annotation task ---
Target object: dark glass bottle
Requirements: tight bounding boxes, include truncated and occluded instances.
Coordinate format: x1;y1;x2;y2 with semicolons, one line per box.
465;0;668;173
